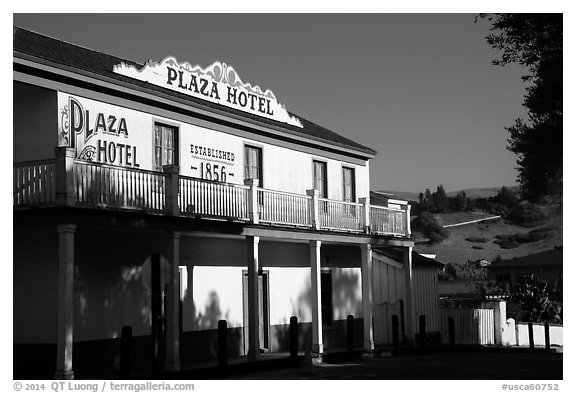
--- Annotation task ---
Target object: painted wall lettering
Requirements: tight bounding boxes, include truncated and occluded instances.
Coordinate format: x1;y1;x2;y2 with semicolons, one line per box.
59;94;140;168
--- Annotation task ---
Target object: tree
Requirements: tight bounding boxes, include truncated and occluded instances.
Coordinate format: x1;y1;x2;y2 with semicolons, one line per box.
433;185;449;213
479;14;562;202
508;274;562;324
412;212;448;244
451;191;468;211
494;186;518;208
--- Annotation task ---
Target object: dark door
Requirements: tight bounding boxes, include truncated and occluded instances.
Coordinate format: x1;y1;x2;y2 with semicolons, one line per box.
243;271;269;354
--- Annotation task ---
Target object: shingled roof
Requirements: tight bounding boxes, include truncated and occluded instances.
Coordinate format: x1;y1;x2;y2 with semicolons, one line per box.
13;26;376;157
488;247;563;268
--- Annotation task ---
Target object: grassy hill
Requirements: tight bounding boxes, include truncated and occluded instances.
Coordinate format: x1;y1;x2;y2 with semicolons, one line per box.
413;205;562;265
376;186;519;202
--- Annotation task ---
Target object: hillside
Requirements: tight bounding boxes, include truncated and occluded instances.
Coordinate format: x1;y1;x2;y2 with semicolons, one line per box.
376;186;519;202
413;206;563;265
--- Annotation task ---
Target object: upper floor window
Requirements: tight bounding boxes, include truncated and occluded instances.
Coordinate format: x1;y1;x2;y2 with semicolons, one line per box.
313;160;328;198
342;167;356;202
244;145;263;186
154;123;177;171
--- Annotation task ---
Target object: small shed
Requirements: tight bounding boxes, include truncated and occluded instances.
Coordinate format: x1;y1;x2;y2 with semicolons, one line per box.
372;247;444;345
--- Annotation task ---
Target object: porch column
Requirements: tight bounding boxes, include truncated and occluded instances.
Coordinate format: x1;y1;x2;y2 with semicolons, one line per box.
246;235;260;361
165;231;181;371
55;224;76;379
403;246;416;344
361;243;374;351
309;240;323;355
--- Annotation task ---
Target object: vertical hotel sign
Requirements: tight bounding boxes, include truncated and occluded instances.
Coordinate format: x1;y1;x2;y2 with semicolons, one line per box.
113;57;303;128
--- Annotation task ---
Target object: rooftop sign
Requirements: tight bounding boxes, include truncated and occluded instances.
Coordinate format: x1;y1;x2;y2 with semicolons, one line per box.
113;57;303;128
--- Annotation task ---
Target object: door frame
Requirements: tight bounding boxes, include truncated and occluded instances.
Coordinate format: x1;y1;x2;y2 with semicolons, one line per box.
242;269;271;354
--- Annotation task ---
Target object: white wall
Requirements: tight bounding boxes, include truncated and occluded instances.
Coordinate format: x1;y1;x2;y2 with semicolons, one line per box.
56;92;370;199
191;266;245;329
516;323;563;346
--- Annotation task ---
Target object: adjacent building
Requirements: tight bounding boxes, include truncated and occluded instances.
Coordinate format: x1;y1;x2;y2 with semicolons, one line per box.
487;247;563;292
14;27;417;378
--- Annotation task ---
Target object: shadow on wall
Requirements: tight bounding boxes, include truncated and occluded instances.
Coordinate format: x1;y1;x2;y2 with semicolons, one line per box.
270;267;362;352
73;264;152;375
182;291;243;362
332;268;362;320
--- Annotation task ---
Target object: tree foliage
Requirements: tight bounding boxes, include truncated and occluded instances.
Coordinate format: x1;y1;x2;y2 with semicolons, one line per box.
412;212;448;244
508;274;562;324
480;14;563;202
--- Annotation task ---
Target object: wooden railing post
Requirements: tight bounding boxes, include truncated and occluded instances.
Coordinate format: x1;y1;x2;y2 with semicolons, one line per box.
306;189;320;230
359;197;370;234
163;165;180;216
55;147;76;206
244;179;260;224
404;204;411;237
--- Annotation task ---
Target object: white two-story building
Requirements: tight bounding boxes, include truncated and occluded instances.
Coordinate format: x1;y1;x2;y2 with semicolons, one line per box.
13;27;417;379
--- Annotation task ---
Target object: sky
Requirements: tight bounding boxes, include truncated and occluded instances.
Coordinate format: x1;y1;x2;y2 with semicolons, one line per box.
12;13;533;193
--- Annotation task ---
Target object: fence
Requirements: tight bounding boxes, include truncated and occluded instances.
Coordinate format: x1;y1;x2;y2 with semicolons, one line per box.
439;308;495;345
13;159;56;207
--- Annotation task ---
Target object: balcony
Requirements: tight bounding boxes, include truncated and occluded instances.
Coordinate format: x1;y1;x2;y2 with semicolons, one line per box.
13;152;411;238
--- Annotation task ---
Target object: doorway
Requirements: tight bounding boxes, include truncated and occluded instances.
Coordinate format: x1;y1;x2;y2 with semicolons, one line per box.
242;270;270;354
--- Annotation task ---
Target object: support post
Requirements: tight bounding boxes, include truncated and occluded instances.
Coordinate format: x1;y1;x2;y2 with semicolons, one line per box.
181;266;195;332
151;253;162;375
403;246;415;345
290;316;298;360
306;189;320;230
55;224;76;379
528;321;535;351
361;243;374;351
309;240;323;355
218;320;228;368
419;315;426;348
405;204;411;237
392;315;400;355
448;317;456;348
246;236;260;361
55;147;76;207
120;326;132;379
245;179;260;224
165;232;181;371
163;165;180;216
544;322;550;351
359;197;371;234
346;315;355;357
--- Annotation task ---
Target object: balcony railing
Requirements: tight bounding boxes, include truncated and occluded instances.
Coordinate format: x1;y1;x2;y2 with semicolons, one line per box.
180;175;250;220
13;150;411;237
74;161;166;212
14;159;56;207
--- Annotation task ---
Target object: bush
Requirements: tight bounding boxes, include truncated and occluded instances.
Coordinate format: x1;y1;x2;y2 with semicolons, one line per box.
412;212;448;244
506;202;547;226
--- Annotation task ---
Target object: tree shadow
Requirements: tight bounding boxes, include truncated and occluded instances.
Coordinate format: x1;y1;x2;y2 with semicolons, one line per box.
181;291;243;362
